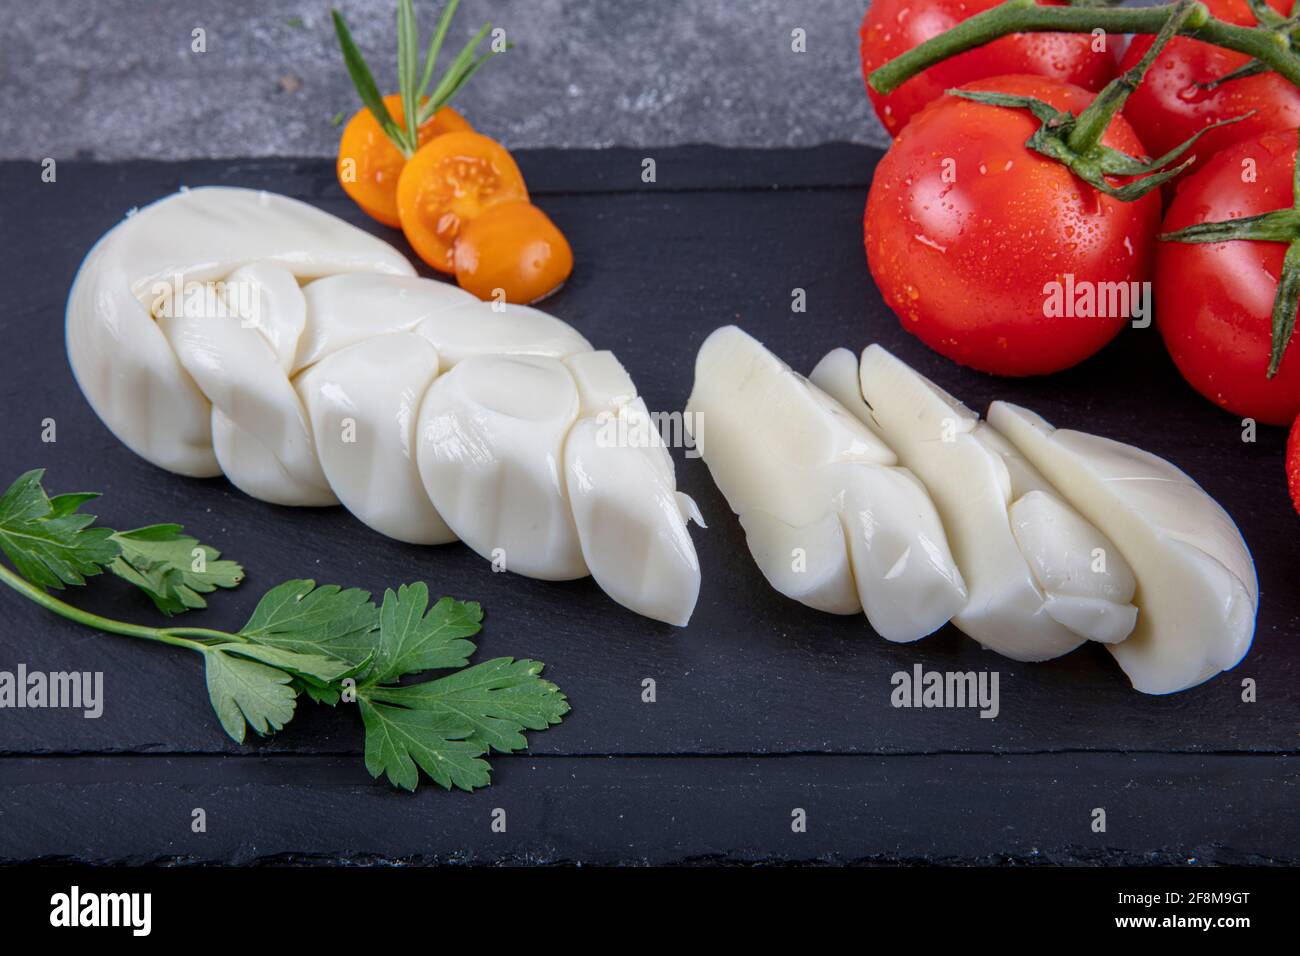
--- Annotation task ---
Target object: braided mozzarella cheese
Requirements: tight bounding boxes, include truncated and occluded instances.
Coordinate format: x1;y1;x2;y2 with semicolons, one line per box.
688;327;1257;693
66;187;702;625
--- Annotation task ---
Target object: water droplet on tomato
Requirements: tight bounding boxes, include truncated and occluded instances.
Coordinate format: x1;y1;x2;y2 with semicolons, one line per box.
914;233;947;253
1259;132;1288;156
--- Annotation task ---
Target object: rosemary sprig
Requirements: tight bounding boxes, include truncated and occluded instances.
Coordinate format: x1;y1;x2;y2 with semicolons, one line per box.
331;0;508;158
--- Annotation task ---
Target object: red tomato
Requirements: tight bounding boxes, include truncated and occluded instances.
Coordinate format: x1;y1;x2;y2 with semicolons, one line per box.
1155;129;1300;425
1288;414;1300;516
1120;0;1300;187
865;74;1161;377
860;0;1117;137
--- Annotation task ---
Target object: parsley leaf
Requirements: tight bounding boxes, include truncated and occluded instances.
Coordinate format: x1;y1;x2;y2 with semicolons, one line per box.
109;524;244;616
0;470;571;792
239;579;380;665
0;470;242;617
297;679;344;706
371;582;481;682
358;698;488;791
209;642;361;685
366;658;569;755
203;647;298;743
0;470;118;589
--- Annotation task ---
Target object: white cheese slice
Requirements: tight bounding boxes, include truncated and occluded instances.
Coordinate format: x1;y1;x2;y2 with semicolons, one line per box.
823;344;1136;661
686;326;966;641
988;401;1258;694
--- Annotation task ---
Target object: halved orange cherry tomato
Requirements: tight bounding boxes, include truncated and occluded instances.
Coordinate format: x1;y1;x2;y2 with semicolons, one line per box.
454;201;573;304
336;93;471;228
396;131;529;273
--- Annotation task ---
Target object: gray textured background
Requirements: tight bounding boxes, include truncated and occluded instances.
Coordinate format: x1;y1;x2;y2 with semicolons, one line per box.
1;0;885;159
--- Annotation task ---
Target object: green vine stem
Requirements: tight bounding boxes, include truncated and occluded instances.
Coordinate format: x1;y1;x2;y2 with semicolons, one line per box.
945;1;1238;199
0;561;243;652
868;0;1300;94
1066;0;1199;153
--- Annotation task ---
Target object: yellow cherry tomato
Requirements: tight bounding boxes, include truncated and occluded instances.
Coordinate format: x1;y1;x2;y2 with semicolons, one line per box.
396;131;529;273
336;94;471;228
453;201;574;303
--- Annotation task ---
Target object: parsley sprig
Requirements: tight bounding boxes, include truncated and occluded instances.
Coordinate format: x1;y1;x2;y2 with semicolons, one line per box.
0;470;569;791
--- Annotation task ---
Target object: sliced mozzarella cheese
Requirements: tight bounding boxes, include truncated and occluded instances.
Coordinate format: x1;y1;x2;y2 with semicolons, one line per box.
964;423;1137;644
832;461;971;640
416;354;588;581
737;510;860;615
296;333;455;544
1005;490;1137;644
66;187;413;475
563;350;685;494
987;402;1258;694
686;326;966;641
562;351;702;625
818;344;1135;661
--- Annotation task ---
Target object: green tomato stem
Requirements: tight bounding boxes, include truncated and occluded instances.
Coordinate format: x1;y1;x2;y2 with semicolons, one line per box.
868;0;1300;94
1066;0;1198;153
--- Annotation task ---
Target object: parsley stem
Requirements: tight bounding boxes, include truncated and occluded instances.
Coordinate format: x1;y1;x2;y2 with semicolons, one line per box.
160;626;247;644
0;561;212;653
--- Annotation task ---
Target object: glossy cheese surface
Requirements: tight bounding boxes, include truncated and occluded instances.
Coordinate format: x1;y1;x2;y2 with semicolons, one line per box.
66;187;702;626
688;326;1256;694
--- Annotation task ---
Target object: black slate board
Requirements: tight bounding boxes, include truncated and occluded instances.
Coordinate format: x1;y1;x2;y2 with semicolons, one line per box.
0;148;1296;865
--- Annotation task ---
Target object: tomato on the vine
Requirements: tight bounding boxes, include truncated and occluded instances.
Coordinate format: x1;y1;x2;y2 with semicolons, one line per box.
1156;129;1300;426
859;0;1117;137
865;74;1162;377
1120;0;1300;186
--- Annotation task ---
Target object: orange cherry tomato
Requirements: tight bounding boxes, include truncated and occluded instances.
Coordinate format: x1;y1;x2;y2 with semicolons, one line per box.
453;201;573;304
396;131;529;273
336;93;471;228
